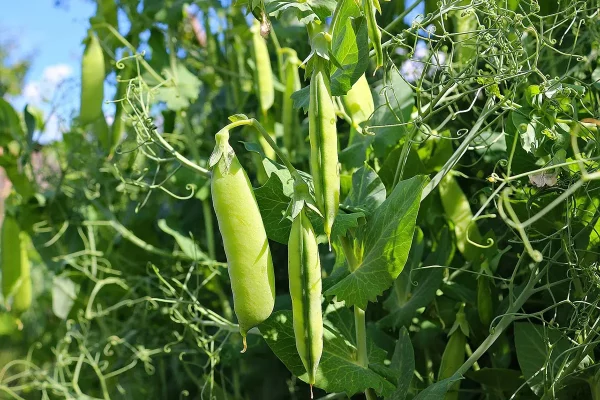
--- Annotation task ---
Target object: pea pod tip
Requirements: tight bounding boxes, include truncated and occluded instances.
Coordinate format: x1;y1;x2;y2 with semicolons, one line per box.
240;336;247;353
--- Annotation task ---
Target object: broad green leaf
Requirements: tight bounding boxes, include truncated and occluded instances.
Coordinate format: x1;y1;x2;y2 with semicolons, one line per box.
323;305;388;364
331;210;365;240
330;0;361;35
339;131;372;169
0;98;24;145
343;164;386;215
325;175;428;309
378;145;426;191
147;63;202;111
386;327;414;400
52;276;78;320
24;104;43;145
259;310;396;396
413;375;463;400
369;70;414;156
330;17;369;96
157;219;207;260
514;322;571;395
466;368;527;394
254;170;295;244
291;85;310;112
266;0;336;24
379;226;452;328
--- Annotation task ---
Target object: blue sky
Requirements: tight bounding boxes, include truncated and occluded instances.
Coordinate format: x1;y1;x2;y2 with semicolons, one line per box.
1;1;96;141
1;1;424;142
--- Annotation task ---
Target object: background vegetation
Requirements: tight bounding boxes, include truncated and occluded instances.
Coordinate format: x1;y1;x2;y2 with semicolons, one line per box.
1;0;599;399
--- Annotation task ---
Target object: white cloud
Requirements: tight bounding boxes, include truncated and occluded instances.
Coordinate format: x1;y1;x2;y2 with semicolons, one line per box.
42;64;73;85
23;82;43;104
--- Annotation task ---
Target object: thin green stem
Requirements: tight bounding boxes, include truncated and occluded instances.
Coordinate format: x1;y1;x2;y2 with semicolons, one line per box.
339;236;376;400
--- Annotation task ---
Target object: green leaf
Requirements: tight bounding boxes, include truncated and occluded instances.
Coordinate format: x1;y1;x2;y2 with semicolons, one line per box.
330;17;369;96
157;219;207;260
515;322;571;395
511;108;539;154
379;226;452;328
23;104;43;145
259;310;396;396
343;164;386;215
413;375;463;400
266;0;336;24
369;70;414;156
386;327;414;400
148;63;202;111
339;132;372;169
291;85;310;112
325;175;428;309
0;98;24;145
331;210;365;240
466;368;527;394
254;169;294;244
148;27;169;72
52;276;78;320
378;145;426;191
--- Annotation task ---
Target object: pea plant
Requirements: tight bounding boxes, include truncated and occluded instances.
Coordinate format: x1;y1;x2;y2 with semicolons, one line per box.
0;0;599;399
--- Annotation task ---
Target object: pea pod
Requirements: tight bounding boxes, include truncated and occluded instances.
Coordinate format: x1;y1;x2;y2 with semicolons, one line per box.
363;0;383;69
110;60;133;154
309;59;340;241
340;74;374;130
288;209;323;390
252;20;274;115
439;306;468;400
1;216;31;315
209;129;275;351
477;275;493;327
80;31;105;126
282;49;302;159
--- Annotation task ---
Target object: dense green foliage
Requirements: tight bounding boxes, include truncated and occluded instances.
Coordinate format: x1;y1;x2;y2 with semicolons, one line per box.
1;0;600;399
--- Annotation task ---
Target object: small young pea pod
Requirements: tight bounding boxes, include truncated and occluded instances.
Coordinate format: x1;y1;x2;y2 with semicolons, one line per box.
477;275;493;327
340;74;374;130
252;20;274;115
288;209;323;391
282;49;302;159
309;59;340;241
1;216;32;315
439;307;468;400
80;31;106;126
210;129;275;351
110;60;133;154
363;0;383;69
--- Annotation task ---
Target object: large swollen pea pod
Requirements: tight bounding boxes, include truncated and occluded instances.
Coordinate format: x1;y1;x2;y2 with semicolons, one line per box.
209;129;275;351
80;30;105;126
288;209;323;391
309;59;339;241
340;74;374;130
1;216;31;315
252;21;274;115
282;49;302;159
